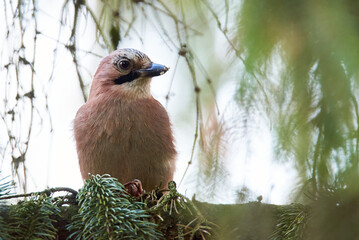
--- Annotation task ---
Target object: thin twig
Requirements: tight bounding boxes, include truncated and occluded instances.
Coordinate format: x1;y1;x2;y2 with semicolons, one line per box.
0;187;78;200
165;55;180;108
200;0;270;108
179;51;202;188
142;0;202;35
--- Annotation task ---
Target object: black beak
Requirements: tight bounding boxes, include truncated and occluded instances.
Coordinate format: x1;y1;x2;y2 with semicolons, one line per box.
135;63;169;78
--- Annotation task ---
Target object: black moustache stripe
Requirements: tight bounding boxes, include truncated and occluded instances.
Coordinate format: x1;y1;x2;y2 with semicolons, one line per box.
114;71;140;85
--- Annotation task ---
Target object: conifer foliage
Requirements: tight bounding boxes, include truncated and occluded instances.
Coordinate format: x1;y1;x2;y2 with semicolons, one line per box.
67;174;162;240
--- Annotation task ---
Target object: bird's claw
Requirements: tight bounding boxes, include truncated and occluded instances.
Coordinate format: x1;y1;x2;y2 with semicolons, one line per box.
124;179;143;197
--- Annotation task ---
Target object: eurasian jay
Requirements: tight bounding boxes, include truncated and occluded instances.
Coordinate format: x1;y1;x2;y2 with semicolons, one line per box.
74;48;176;191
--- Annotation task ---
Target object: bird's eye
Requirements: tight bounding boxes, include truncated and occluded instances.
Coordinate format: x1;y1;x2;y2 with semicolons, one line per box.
119;60;131;70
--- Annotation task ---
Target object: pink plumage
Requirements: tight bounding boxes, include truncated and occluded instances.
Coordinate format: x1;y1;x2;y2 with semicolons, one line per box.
74;48;176;191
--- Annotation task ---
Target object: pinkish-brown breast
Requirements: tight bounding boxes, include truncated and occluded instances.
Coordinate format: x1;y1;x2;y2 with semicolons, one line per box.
74;95;176;190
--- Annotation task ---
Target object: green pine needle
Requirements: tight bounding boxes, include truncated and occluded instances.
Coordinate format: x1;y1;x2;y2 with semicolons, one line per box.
67;174;163;240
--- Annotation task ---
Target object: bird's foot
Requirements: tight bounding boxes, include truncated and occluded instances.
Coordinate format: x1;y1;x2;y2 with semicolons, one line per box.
124;179;143;197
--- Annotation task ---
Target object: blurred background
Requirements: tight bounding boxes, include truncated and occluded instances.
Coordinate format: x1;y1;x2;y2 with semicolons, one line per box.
1;0;359;209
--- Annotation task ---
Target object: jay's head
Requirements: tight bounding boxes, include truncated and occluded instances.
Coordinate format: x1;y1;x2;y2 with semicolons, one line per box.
90;48;169;99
